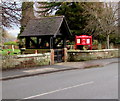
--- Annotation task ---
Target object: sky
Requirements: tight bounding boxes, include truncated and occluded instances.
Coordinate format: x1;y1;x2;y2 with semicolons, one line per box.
5;0;120;38
6;27;20;38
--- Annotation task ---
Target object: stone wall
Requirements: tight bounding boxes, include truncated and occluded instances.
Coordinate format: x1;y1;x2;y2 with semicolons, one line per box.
1;49;119;70
2;53;51;70
67;49;119;62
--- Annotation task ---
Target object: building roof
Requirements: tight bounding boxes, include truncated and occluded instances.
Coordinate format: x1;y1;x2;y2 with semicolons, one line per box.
20;16;71;37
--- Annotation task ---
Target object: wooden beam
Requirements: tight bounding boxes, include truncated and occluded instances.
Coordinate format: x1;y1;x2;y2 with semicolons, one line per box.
63;37;67;48
50;37;53;49
37;37;40;48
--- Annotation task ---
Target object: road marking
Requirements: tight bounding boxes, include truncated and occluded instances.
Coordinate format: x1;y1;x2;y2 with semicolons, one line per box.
23;81;94;99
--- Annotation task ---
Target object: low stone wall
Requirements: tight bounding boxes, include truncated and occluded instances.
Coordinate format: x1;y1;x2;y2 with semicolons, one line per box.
2;53;51;70
67;49;119;62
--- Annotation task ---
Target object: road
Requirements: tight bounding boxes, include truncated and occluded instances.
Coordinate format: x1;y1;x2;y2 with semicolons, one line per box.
2;62;118;99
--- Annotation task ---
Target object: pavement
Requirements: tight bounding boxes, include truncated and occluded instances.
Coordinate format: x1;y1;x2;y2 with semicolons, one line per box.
1;58;119;81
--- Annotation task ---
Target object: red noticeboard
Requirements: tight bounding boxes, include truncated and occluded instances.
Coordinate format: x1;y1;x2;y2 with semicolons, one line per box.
75;35;92;50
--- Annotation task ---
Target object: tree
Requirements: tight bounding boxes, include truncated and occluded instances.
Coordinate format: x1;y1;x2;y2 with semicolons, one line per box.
0;27;17;50
56;2;89;35
0;27;15;43
1;1;21;28
34;2;62;17
102;3;118;49
35;2;88;39
20;2;35;27
1;1;34;28
82;2;118;49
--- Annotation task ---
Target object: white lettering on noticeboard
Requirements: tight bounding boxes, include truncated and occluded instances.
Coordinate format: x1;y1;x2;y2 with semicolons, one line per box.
77;39;80;43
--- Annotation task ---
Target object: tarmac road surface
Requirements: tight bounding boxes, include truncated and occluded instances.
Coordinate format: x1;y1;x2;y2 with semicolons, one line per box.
2;62;118;99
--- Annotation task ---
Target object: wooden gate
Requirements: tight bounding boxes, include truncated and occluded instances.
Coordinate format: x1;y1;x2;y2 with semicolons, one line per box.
54;49;64;63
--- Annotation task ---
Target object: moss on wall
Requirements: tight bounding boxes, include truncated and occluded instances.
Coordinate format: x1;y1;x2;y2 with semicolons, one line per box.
2;53;51;70
67;49;119;62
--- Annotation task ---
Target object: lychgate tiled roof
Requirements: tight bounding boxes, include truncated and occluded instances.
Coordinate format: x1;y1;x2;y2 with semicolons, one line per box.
20;16;71;37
